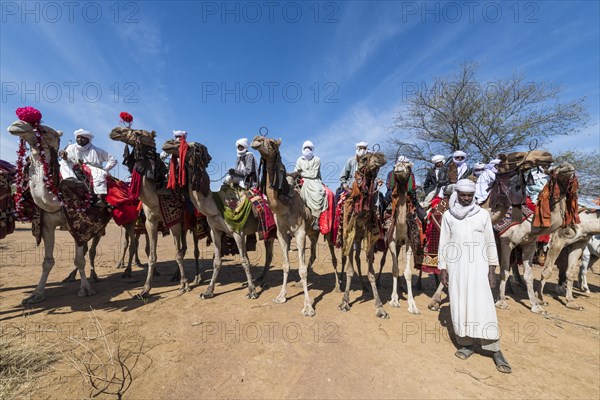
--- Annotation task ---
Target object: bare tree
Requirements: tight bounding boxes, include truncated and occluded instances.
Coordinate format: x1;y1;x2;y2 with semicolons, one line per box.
390;62;588;171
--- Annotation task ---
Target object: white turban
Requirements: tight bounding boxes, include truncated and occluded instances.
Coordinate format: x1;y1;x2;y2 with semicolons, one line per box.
236;138;249;149
356;142;368;148
302;140;314;150
453;150;467;158
74;129;93;140
455;179;476;193
473;162;486;170
431;155;445;164
173;130;187;138
236;138;249;156
397;155;410;163
489;158;501;165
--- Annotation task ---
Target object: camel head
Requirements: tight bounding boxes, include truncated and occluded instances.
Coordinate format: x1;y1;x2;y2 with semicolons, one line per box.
549;161;576;187
393;158;413;182
251;135;281;160
357;151;387;176
7;120;62;152
109;126;156;148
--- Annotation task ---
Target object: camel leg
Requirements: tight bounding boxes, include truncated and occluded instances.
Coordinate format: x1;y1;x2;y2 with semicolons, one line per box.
404;247;420;314
389;241;401;308
137;232;149;267
296;231;315;316
338;246;355;312
62;240;86;282
428;282;445;311
171;224;190;292
171;227;188;282
495;241;513;309
202;230;223;299
255;238;274;288
192;230;202;285
376;248;387;289
416;269;423;291
22;215;57;304
273;230;291;304
565;243;586;310
538;235;565;305
87;234;101;283
116;224;130;269
122;224;136;278
234;233;258;299
75;243;95;297
521;243;545;314
367;246;388;319
579;246;592;293
137;218;159;298
327;236;341;292
354;241;370;295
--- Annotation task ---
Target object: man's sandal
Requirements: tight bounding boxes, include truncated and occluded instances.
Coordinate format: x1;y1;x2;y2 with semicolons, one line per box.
493;351;512;373
454;346;474;360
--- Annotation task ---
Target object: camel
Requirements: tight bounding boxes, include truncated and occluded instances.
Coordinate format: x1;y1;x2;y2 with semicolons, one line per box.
109;127;190;297
495;162;577;314
384;159;421;314
250;136;340;316
538;209;600;309
161;140;274;300
7;120;101;304
335;150;389;318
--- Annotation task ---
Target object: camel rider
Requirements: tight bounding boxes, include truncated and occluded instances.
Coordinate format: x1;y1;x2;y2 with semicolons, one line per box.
468;162;486;183
340;141;368;191
423;154;449;195
295;141;327;231
525;165;550;203
157;130;187;195
448;150;471;183
224;138;257;189
474;159;501;205
59;129;117;207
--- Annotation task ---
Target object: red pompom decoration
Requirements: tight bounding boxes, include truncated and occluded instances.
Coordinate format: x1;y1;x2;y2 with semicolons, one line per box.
16;106;42;125
120;112;133;123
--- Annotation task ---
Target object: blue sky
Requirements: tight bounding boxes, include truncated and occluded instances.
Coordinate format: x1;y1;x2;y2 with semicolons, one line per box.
1;0;598;188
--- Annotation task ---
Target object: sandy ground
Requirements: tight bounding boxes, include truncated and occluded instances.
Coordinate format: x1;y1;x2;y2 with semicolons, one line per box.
1;221;599;399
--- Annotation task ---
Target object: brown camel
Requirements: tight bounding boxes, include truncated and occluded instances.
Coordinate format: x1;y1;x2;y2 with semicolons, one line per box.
250;136;339;316
109;127;190;297
161;140;274;300
538;209;600;309
7;120;103;304
495;162;577;314
337;150;388;318
384;159;421;314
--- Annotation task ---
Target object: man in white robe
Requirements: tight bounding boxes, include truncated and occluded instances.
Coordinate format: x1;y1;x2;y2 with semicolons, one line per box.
59;129;117;206
295;141;327;230
438;179;511;373
474;158;501;205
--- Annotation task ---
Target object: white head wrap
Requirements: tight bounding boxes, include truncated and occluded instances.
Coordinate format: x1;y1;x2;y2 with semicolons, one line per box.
487;158;501;172
173;130;187;138
302;140;314;160
397;155;410;163
431;155;445;164
455;179;476;193
74;129;93;140
453;150;467;166
356;142;368;157
449;179;479;219
236;138;249;156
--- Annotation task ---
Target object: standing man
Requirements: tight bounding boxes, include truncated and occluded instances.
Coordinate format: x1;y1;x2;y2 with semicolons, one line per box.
59;129;117;207
438;179;511;373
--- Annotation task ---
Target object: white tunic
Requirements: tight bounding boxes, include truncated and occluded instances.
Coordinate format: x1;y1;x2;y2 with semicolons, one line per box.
295;156;327;218
438;209;500;340
475;169;496;204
